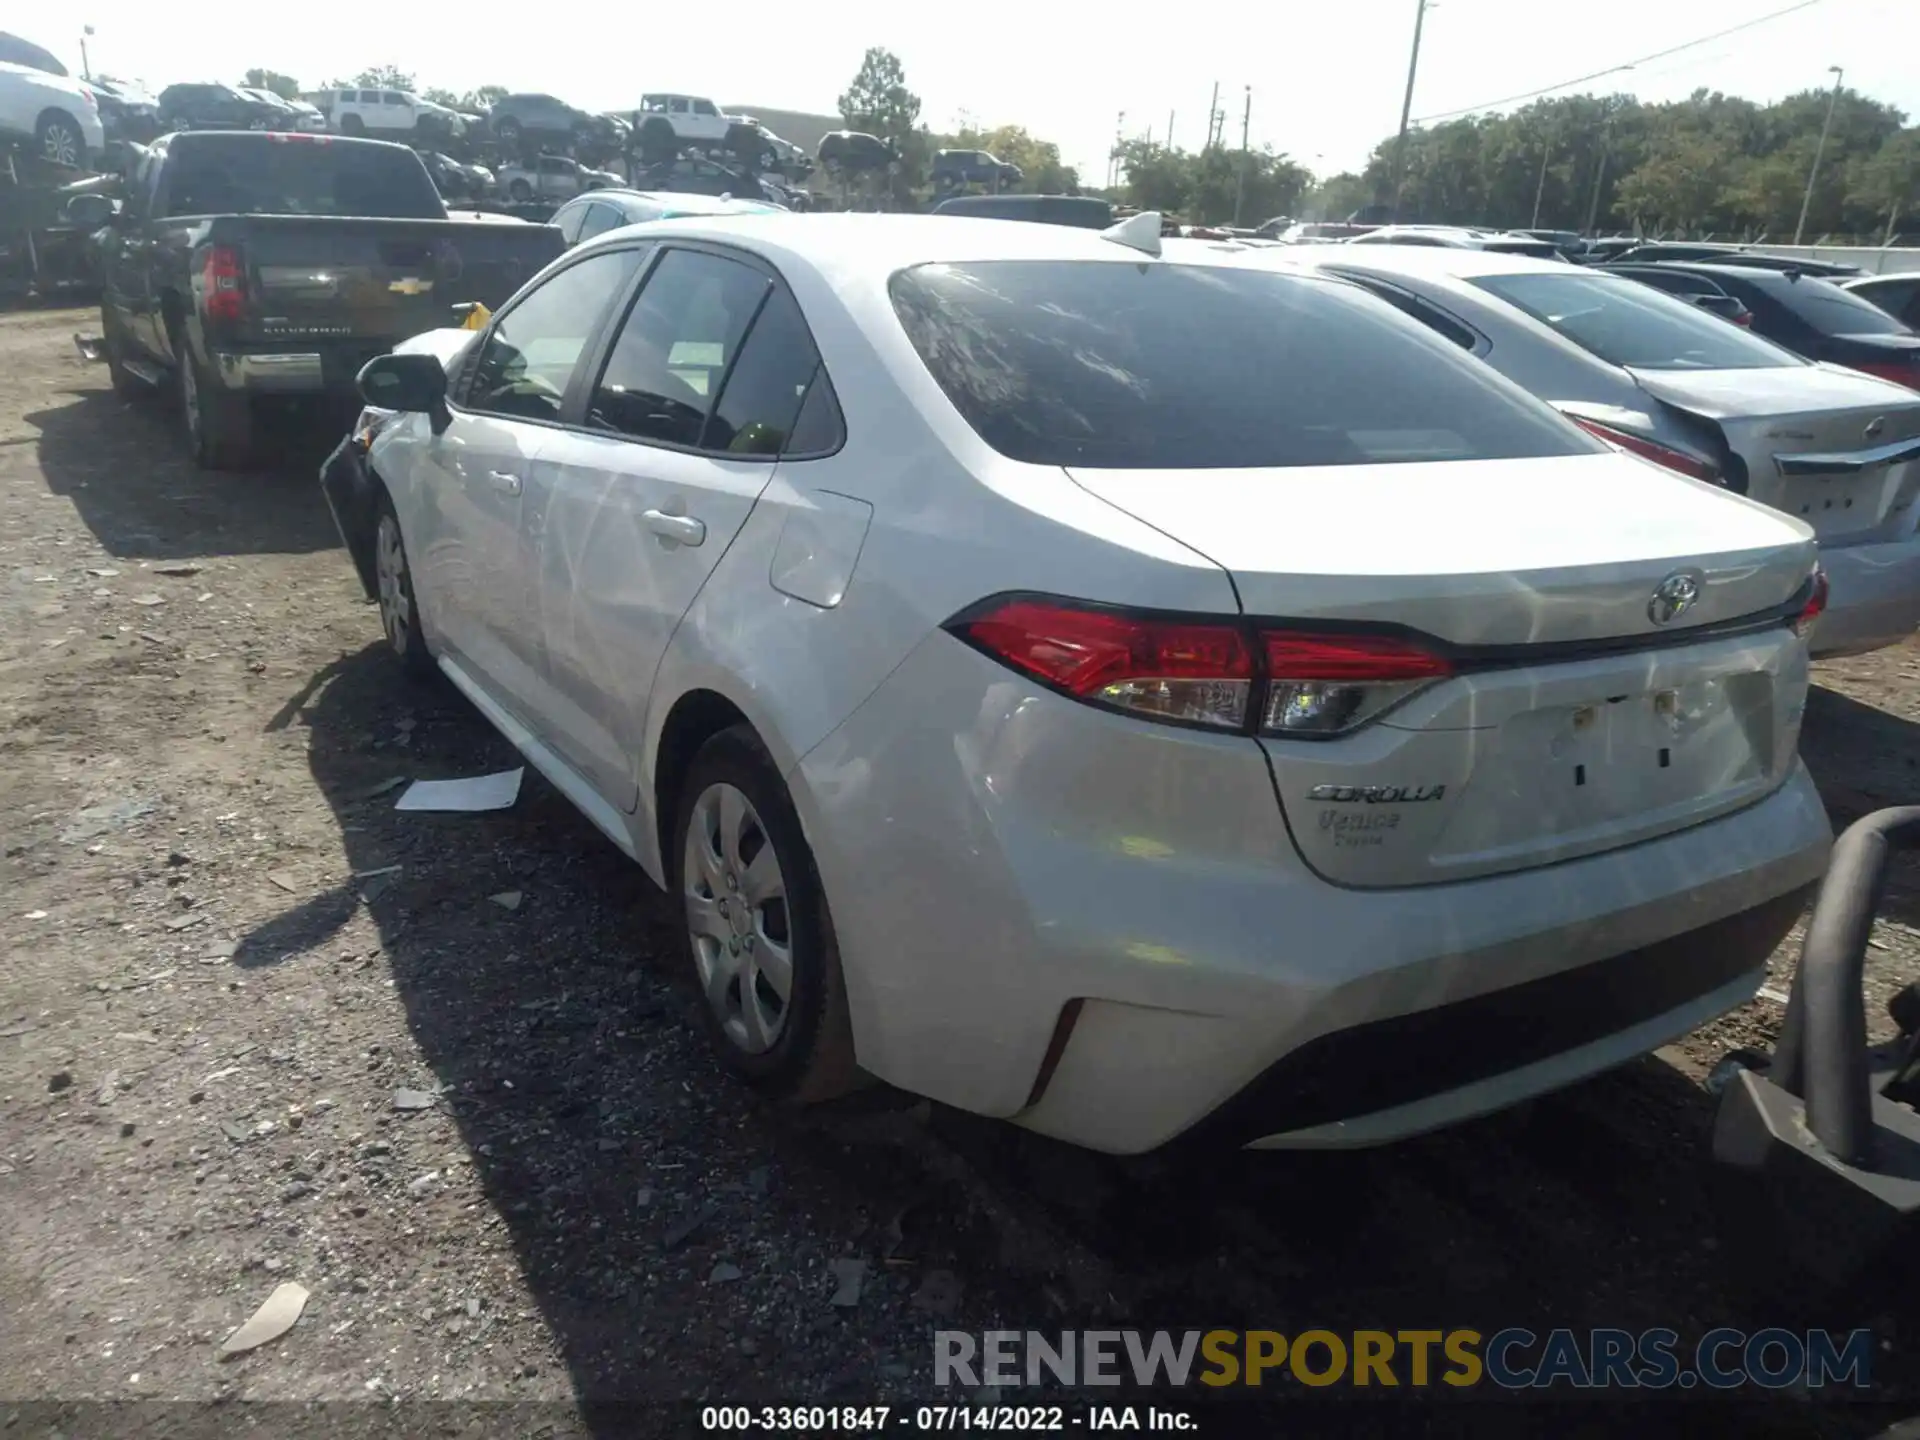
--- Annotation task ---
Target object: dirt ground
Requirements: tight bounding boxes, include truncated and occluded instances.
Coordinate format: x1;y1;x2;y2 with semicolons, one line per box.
5;302;1920;1438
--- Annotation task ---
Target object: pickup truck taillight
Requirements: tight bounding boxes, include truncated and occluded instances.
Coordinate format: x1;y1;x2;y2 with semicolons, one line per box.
200;245;247;323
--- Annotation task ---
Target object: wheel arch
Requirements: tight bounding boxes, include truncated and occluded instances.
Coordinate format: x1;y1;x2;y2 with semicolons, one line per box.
651;688;754;886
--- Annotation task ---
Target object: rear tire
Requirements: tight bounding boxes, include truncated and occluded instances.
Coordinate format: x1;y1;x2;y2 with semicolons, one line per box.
671;726;858;1104
507;178;533;202
174;331;254;471
494;117;522;145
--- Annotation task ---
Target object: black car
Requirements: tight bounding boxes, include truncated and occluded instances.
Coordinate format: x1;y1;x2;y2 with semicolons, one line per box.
486;93;594;147
1614;262;1920;388
931;148;1020;190
628;153;764;200
816;131;893;175
1597;262;1755;327
931;194;1113;230
88;77;162;146
157;83;290;132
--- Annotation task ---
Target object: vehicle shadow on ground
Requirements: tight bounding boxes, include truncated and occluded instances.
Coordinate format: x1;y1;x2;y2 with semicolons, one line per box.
228;641;1920;1435
24;388;346;561
1802;684;1920;930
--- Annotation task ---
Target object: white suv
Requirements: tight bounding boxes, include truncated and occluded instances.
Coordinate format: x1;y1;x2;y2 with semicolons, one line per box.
634;93;734;151
0;59;103;169
328;87;430;138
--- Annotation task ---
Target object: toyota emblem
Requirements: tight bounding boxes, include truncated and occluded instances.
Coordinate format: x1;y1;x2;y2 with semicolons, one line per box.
1648;570;1704;627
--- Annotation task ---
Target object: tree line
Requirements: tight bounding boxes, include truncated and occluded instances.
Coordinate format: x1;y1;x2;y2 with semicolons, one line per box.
238;53;1917;238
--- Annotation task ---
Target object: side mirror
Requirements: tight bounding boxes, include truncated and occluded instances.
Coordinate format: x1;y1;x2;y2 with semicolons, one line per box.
357;353;451;435
65;194;117;228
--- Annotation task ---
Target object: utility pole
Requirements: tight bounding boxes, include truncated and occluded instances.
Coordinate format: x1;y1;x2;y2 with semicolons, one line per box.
1585;111;1614;236
1531;133;1552;229
1207;82;1219;151
1794;66;1844;247
79;25;93;82
1168;110;1175;152
1109;110;1125;189
1233;85;1252;225
1390;0;1430;219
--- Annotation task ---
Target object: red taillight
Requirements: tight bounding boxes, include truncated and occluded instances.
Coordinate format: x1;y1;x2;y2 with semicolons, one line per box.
1733;310;1753;327
1262;631;1452;736
1793;567;1829;639
1843;360;1920;391
953;599;1253;731
200;245;246;323
949;599;1453;737
1568;415;1720;484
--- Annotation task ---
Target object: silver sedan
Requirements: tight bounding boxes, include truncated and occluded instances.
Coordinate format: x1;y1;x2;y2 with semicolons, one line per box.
1264;243;1920;658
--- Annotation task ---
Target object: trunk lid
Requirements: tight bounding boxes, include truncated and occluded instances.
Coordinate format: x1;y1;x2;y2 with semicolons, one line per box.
210;215;560;348
1067;451;1818;886
1630;364;1920;546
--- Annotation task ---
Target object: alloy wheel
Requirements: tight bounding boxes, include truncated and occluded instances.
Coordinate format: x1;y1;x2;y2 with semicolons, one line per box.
683;782;793;1054
41;122;79;168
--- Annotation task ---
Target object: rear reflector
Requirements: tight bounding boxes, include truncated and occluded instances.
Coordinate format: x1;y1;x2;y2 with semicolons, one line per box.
200;245;246;323
1793;567;1829;639
1568;415;1720;484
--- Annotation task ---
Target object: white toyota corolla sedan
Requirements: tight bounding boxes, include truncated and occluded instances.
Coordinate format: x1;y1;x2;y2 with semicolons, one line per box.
324;212;1834;1155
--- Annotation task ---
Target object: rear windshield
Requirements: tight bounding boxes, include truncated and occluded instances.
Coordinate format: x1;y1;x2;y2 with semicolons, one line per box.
888;260;1601;469
1765;277;1912;336
162;138;445;220
1472;271;1799;371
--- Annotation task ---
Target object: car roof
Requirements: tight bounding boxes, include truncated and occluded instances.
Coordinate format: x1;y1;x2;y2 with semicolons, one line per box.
579;189;779;215
577;212;1296;286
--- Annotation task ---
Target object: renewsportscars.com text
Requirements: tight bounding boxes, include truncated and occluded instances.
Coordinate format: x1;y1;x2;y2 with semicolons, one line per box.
934;1328;1874;1391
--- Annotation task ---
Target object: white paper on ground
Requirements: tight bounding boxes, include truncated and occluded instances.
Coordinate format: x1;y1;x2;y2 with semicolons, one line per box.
394;768;524;813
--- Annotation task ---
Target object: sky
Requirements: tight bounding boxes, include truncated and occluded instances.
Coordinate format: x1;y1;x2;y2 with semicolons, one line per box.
48;0;1920;182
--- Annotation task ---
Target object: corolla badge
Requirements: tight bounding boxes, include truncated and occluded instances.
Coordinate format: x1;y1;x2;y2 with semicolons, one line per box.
1647;569;1704;627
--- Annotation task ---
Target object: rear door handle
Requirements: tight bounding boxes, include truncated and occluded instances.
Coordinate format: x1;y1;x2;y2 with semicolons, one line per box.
488;470;522;496
641;509;706;547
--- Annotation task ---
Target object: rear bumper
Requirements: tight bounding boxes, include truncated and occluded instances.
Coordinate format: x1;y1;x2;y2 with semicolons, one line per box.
210;343;394;397
1813;536;1920;657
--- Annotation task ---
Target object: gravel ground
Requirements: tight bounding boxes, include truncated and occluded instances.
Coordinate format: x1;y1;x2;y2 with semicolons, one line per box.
5;304;1920;1437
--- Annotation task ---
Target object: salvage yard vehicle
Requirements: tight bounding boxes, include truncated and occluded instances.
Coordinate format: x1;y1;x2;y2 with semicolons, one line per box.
0;59;104;169
487;92;597;149
325;211;1832;1154
76;130;564;468
548;188;780;247
1268;244;1920;659
1845;272;1920;330
498;154;620;203
632;93;743;156
1602;262;1920;390
931;194;1113;229
158;82;288;133
1597;262;1756;327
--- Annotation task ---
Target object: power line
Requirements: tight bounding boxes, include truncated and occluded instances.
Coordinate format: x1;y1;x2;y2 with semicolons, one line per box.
1411;0;1825;124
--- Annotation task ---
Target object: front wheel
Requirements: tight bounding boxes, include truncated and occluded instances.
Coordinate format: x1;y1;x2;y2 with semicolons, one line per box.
507;178;533;202
494;118;522;145
672;727;858;1103
339;113;365;136
373;492;435;680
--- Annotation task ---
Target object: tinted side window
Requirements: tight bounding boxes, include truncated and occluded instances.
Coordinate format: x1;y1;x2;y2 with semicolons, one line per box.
703;288;822;455
576;202;625;242
890;260;1600;469
585;249;769;447
553;202;590;245
465;249;642;422
1472;271;1801;371
786;369;847;456
1333;272;1477;352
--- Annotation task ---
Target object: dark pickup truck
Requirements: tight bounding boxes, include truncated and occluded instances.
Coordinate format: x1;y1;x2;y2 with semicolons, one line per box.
74;129;563;468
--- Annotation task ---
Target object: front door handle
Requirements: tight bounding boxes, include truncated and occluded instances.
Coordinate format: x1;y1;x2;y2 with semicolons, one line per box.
641;509;707;547
488;470;522;496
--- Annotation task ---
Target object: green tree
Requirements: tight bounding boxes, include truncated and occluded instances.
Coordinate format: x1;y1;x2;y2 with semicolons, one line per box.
336;65;416;93
242;69;300;100
837;47;926;200
1111;141;1310;224
1848;130;1920;241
